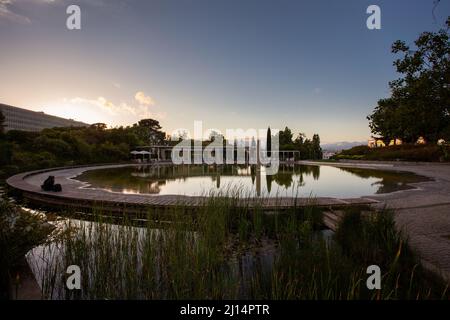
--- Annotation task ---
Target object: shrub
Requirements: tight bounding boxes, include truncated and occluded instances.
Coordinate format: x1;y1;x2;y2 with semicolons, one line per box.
32;136;73;159
0;200;53;299
335;144;447;162
0;141;13;166
340;145;371;156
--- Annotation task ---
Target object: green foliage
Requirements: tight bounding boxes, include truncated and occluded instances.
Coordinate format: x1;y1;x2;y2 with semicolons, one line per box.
135;118;166;145
33;136;72;158
0;119;166;177
0;141;13;166
339;145;371;156
30;199;448;300
97;142;129;162
335;209;447;299
368;17;450;143
5;130;35;146
273;128;323;160
278;127;293;148
335;144;447;162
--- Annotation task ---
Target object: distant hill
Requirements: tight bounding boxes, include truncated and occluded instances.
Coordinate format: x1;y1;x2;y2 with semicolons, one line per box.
321;141;366;152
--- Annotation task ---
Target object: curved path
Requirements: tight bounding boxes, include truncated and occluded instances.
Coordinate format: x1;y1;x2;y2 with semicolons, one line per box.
6;163;379;213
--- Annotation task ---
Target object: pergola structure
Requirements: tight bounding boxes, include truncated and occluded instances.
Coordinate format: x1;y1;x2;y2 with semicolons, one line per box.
131;145;301;163
131;145;172;162
130;150;151;162
278;150;300;162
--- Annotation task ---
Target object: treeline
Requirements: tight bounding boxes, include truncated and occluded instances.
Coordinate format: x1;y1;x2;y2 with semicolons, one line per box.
202;126;323;160
0;113;323;178
276;127;323;160
0;119;166;177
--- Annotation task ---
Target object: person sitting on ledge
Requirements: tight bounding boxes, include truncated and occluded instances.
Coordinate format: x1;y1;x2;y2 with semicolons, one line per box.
41;176;62;192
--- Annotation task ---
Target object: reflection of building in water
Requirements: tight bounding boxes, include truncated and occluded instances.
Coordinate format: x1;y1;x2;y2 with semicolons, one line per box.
322;151;336;160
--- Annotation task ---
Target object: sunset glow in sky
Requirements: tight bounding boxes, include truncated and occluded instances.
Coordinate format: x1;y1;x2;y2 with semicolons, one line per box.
1;0;449;143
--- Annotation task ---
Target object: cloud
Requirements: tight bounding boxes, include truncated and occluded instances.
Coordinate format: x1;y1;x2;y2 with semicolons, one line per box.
60;93;166;126
0;0;31;24
0;0;70;24
135;91;155;106
67;96;149;118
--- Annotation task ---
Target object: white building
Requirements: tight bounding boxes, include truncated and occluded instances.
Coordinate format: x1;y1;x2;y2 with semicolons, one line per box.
0;103;89;132
322;151;336;160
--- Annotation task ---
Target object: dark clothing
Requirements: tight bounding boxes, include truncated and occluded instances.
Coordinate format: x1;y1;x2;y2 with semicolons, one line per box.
41;176;62;192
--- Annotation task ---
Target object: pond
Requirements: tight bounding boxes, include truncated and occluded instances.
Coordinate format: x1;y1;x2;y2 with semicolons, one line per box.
73;164;430;198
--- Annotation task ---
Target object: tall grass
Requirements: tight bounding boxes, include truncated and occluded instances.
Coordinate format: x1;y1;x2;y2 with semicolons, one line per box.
27;193;449;300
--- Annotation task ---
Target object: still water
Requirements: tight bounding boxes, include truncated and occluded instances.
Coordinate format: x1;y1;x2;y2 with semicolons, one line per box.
74;164;429;198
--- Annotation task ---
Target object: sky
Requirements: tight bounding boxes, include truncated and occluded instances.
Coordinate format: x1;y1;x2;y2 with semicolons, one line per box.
0;0;449;143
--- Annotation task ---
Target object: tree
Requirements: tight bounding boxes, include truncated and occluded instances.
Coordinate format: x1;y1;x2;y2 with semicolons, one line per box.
278;127;293;148
312;134;323;159
208;130;224;142
172;129;189;142
368;17;450;142
136;118;166;145
266;127;272;157
294;132;305;147
90;123;107;130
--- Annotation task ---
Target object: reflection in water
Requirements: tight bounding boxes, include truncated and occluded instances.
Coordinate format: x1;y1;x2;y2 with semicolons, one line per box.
74;164;429;198
337;167;431;194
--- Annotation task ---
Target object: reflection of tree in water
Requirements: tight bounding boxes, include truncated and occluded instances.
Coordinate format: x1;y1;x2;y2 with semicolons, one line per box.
337;167;430;194
213;172;220;188
76;167;168;194
250;166;256;185
270;165;320;191
266;174;273;193
310;166;320;180
272;172;293;189
73;164;430;196
77;164;326;195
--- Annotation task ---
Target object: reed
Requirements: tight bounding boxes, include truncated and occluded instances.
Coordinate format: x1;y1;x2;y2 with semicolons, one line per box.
26;192;449;300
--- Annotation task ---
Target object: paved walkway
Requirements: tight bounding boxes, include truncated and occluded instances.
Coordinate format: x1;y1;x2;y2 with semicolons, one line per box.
302;160;450;280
